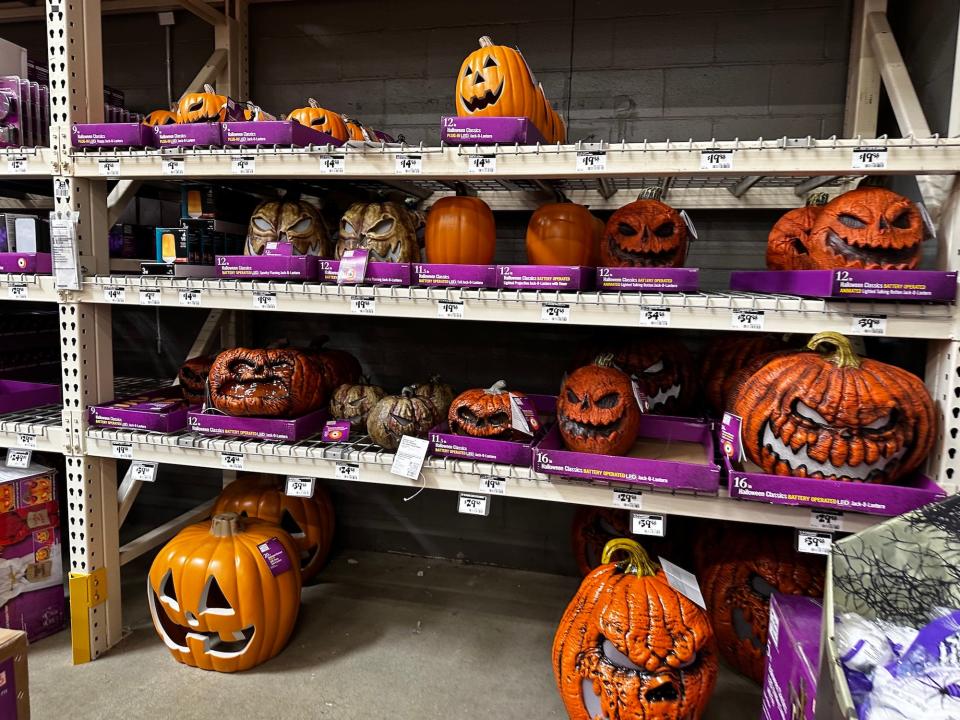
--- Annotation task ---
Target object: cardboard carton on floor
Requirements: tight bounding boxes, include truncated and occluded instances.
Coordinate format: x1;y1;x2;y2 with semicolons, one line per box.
0;628;28;719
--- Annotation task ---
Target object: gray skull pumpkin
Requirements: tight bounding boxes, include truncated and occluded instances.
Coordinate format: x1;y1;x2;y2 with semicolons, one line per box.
336;201;420;263
366;387;435;450
245;199;330;257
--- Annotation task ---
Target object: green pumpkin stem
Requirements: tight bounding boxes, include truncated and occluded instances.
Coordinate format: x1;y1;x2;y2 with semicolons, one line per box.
806;332;861;369
485;380;508;394
210;512;241;537
601;538;659;577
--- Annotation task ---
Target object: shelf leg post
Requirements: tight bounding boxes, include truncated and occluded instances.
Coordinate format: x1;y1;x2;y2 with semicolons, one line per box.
844;0;886;138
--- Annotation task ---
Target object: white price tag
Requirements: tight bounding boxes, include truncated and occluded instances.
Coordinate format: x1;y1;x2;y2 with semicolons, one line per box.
161;158;185;176
103;287;126;304
797;530;832;555
437;300;464;319
731;309;765;331
478;476;506;496
334;462;360;481
15;434;36;450
231;156;255;175
220;452;244;470
318;155;345;174
851;314;887;336
458;492;490;516
351;296;376;315
111;442;133;460
576;151;607;173
178;289;201;307
98;159;120;177
851;147;888;170
7;156;27;174
395;154;422;174
140;289;161;306
389;435;430;480
467;155;496;174
613;491;642;510
53;178;69;199
541;303;570;323
285;476;315;498
7;284;27;300
631;512;666;537
810;509;844;532
5;449;31;469
253;291;278;310
700;150;734;170
130;461;157;483
660;558;706;608
639;307;671;327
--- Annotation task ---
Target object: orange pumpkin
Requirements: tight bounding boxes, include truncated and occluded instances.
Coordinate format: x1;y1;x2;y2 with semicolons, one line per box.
288;99;349;142
766;206;821;270
526;203;598;265
699;333;791;416
602;198;688;268
143;109;178;126
447;380;523;439
425;196;496;264
558;356;641;455
177;91;228;123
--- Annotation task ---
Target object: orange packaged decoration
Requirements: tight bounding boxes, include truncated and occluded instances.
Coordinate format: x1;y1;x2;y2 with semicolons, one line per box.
142;109;177;126
447;380;522;439
176;90;229;123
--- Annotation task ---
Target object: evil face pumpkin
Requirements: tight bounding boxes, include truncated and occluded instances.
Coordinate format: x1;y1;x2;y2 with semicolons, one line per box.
730;332;936;484
147;513;301;672
366;387;436;451
143;109;178;126
558;357;641;456
447;380;524;439
806;188;925;270
245;200;330;257
336;201;420;263
176;91;229;123
554;539;718;720
329;380;386;430
208;348;327;418
178;355;214;405
766;206;821;271
611;336;696;416
601;199;689;268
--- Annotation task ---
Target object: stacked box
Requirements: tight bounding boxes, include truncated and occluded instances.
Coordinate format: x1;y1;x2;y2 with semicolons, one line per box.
762;594;823;720
0;628;28;720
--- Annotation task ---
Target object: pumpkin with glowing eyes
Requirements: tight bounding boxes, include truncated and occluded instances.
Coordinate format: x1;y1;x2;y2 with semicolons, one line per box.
766;206;821;271
245;199;330;257
447;380;523;439
148;512;301;672
366;387;436;451
207;348;327;418
178;355;214;405
336;201;420;263
730;332;936;484
610;336;696;416
558;357;641;456
455;36;542;128
602;199;689;268
554;538;718;720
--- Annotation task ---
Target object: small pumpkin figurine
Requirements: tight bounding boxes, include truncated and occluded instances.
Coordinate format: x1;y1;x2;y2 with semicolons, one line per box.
366;387;437;451
447;380;524;439
610;336;697;416
177;87;229;123
424;195;496;264
147;512;301;672
245;198;330;257
601;198;689;268
766;206;821;270
212;474;335;582
329;379;386;430
287;98;349;142
178;355;214;405
143;109;178;126
207;347;327;418
558;356;641;456
336;201;420;263
412;376;455;423
554;538;718;720
525;202;600;266
730;331;936;484
699;333;791;416
455;36;543;132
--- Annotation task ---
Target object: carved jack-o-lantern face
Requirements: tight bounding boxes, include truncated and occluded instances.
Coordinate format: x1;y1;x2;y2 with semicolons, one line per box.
245;200;329;257
558;358;641;456
601;199;689;268
287;103;349;142
143;109;178;126
455;37;538;118
178;356;214;405
610;336;696;416
208;348;327;418
329;381;386;430
766;206;821;270
806;188;925;270
336;201;420;263
177;92;228;123
366;388;436;451
447;380;523;439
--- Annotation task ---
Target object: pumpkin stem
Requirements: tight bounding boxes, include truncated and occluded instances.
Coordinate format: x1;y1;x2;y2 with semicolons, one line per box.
401;386;415;398
806;192;829;207
601;538;659;577
807;332;861;369
308;97;319;108
210;512;241;537
485;380;508;395
478;35;494;47
593;353;616;368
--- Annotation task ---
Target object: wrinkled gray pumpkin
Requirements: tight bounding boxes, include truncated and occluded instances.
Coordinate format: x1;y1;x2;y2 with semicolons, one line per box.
412;376;454;423
329;380;387;431
366;387;436;451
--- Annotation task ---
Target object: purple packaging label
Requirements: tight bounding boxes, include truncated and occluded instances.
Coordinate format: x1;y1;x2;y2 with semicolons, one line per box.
321;420;351;443
221;120;345;148
762;594;823;720
730;269;958;302
70;123;157;148
429;424;537;466
0;253;52;274
2;584;66;643
263;242;295;257
596;267;699;292
890;610;960;678
257;537;293;576
0;656;16;719
413;263;498;288
0;380;60;414
440;116;546;145
216;254;319;280
720;412;744;461
154;122;222;147
89;390;191;432
320;260;411;285
337;249;369;284
497;264;593;291
188;407;328;442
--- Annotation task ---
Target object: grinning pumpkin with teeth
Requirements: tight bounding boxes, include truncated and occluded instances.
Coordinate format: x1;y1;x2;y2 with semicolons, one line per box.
336;201;420;263
730;332;936;484
558;356;641;456
448;380;522;439
245;199;330;257
610;336;696;416
601;199;688;268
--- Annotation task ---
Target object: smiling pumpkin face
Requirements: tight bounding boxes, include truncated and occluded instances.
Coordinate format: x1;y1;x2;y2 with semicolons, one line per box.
207;348;327;418
246;200;330;257
455;36;539;121
602;199;689;268
336;201;419;263
558;358;641;456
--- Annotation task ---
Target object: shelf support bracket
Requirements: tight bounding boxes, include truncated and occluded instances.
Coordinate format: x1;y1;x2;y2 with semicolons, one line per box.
106;180;142;228
844;0;886;137
175;0;224;26
68;567;108;665
179;48;228;101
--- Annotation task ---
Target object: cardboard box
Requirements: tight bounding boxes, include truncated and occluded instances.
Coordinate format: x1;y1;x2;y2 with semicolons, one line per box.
154;122;222;148
596;267;699;293
320;260;411;285
440;116;546;145
0;254;51;274
729;269;958;302
70;123;157;149
412;263;498;288
216;254;319;280
188;407;328;442
497;265;592;291
221;120;345;148
0;629;28;720
762;594;822;720
0;381;60;414
155;227;189;264
89;389;192;433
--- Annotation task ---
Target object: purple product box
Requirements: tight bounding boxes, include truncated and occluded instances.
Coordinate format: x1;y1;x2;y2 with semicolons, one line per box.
222;121;345;148
0;540;65;643
320;260;411;285
154;122;222;148
761;594;823;720
0;253;51;274
534;415;720;493
730;269;958;302
216;254;319;280
70;122;158;149
413;263;498;288
89;390;191;433
0;380;59;414
256;537;294;576
0;78;22;147
497;265;593;291
188;407;328;442
440;116;546;145
596;267;699;293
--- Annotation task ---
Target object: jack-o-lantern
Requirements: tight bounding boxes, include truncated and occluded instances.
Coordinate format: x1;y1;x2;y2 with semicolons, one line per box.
447;380;524;439
424;196;496;264
455;36;542;129
177;90;228;123
212;475;335;582
178;355;214;405
245;199;330;257
766;206;821;270
143;109;178;126
412;376;454;423
806;188;925;270
730;332;936;484
366;387;436;451
336;201;420;263
699;334;791;416
554;538;718;720
288;99;349;142
609;336;696;416
601;198;689;268
329;380;386;430
697;525;824;683
526;203;600;266
208;348;327;418
558;356;641;456
147;512;301;672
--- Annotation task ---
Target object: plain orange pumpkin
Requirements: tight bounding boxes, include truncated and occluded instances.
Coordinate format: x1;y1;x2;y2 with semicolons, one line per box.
425;196;496;264
526;203;598;265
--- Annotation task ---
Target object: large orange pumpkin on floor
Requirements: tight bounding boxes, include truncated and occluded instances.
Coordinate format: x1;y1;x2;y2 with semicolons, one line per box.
554;538;718;720
558;356;641;455
288;99;349;142
148;512;301;672
425;196;496;264
766;206;821;270
455;36;544;131
699;334;791;416
526;203;599;265
730;332;936;484
208;347;327;418
212;475;335;582
601;198;689;268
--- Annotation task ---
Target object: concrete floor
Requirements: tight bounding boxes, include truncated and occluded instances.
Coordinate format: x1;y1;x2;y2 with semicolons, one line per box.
29;551;760;719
